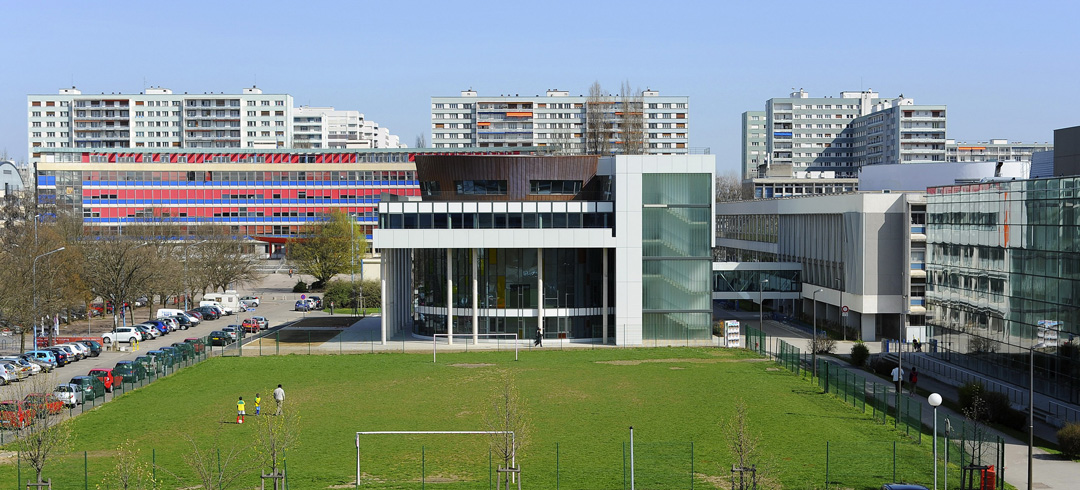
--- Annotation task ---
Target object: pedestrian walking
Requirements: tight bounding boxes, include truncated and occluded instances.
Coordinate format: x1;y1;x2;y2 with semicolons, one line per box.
534;325;543;347
890;365;905;394
237;396;246;424
289;268;294;278
273;384;285;415
908;367;918;395
913;338;922;352
254;393;261;416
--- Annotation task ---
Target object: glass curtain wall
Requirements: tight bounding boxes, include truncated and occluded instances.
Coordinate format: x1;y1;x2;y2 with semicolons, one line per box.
641;173;713;341
412;248;611;340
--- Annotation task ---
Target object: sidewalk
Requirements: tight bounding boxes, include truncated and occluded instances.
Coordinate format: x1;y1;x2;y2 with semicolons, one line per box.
752;316;1078;490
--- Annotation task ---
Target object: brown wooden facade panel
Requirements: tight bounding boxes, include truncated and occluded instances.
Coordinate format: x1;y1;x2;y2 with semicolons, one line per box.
415;155;599;201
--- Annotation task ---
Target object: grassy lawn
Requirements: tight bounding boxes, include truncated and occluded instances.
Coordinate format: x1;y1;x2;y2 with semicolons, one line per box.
0;347;938;489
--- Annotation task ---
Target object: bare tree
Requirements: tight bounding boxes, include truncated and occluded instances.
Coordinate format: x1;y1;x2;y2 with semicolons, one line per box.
180;421;257;490
254;398;300;490
12;373;72;486
194;229;262;293
619;81;645;155
585;82;612;155
715;172;746;202
415;133;427;149
485;370;527;489
82;238;158;331
962;395;992;466
102;440;157;490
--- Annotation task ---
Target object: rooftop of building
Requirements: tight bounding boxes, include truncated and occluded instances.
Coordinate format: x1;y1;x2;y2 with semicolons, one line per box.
35;146;548;155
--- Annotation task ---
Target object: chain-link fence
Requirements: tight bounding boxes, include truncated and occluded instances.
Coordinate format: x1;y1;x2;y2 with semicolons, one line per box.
824;441;932;489
776;339;802;375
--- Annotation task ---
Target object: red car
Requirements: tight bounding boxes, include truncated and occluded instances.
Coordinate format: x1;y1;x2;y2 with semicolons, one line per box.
184;338;205;354
88;368;116;393
241;319;259;334
22;394;63;418
0;401;35;428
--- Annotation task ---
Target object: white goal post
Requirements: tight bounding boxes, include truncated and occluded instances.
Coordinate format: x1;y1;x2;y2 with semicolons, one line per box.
432;333;520;363
355;430;516;487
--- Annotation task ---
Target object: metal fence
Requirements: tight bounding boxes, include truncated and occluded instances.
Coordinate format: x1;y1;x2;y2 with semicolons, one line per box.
818;359;923;442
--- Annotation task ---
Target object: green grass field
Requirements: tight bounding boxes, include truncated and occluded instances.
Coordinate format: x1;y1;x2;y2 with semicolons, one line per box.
0;347;939;489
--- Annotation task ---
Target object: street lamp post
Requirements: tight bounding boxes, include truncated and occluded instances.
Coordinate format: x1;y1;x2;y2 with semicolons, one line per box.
759;278;769;335
836;278;845;341
32;246;66;350
929;392;942;490
812;288;824;379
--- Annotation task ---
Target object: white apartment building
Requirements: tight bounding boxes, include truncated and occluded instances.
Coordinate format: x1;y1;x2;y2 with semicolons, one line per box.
430;88;691;155
945;139;1053;163
293;106;404;150
744;89;946;199
28;86;404;168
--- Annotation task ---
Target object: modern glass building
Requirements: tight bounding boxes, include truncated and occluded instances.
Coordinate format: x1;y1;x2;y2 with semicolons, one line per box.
926;178;1080;403
374;154;715;345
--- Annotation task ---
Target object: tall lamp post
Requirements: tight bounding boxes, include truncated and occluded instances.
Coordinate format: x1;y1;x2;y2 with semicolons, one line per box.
32;246;66;350
929;392;942;490
812;288;824;379
759;278;769;333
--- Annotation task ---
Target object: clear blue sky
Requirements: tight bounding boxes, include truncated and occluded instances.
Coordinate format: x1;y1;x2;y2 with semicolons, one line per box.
2;0;1078;175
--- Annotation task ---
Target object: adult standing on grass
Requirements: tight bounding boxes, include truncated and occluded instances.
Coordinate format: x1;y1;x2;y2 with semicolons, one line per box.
274;384;285;415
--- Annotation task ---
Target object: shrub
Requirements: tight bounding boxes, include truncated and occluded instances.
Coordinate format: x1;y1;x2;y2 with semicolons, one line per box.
1058;423;1080;459
310;280;326;291
322;279;381;309
850;342;870;367
292;281;308;293
712;321;723;336
810;335;836;354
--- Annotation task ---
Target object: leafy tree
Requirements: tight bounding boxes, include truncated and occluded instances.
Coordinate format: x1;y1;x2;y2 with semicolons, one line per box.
288;210;368;287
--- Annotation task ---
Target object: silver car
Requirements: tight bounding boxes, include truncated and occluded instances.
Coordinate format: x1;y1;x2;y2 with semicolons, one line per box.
0;364;17;384
54;383;83;407
0;357;40;376
0;362;26;381
20;355;55;373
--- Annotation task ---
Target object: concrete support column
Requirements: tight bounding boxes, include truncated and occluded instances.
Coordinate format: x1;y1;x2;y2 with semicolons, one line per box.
472;248;479;344
537;248;544;337
602;247;609;345
380;251;389;345
446;248;453;345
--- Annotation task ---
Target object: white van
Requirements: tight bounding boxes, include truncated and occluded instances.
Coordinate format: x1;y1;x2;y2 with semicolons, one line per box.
199;300;229;315
202;292;241;314
157;308;200;325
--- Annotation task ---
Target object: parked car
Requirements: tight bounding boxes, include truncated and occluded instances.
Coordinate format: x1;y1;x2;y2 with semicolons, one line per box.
146;350;172;371
114;361;147;383
24;350;61;367
69;376;106;402
208;331;231;346
185;310;204;321
222;326;241;341
0;364;18;384
87;368;116;393
140;321;168;336
43;348;71;366
158;346;181;365
22;393;63;418
54;384;83;407
111;364;140;384
1;357;39;377
59;342;89;360
0;401;35;428
241;318;260;333
2;362;29;380
103;326;142;345
167;315;192;330
134;356;159;376
77;340;102;357
240;295;260;307
54;345;81;361
155;317;179;332
192;306;220;320
251;316;269;330
133;324;158;339
294;300;310;312
184;337;206;354
20;354;55;373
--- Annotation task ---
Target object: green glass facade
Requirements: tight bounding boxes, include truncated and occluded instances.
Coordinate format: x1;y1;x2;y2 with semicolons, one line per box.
642;173;713;341
926;178;1080;403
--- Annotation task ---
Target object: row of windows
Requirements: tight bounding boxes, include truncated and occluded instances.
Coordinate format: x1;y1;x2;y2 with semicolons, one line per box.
54;170;416;182
381;212;612;230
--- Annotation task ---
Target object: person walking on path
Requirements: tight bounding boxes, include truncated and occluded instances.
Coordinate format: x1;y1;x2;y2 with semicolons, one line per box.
237;396;246;424
890;365;905;394
908;367;918;395
534;325;543;347
913;338;922;352
289;268;294;278
254;393;261;416
273;384;285;415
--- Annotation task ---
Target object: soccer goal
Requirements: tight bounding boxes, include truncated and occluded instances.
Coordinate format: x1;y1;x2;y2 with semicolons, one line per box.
355;430;517;487
432;332;520;362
